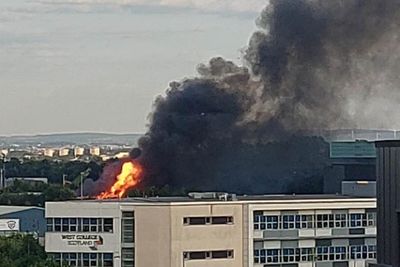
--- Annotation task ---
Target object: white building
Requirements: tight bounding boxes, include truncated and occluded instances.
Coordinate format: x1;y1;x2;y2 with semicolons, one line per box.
45;194;376;267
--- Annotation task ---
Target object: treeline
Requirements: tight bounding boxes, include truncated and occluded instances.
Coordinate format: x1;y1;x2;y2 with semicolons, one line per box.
1;158;103;184
0;180;75;206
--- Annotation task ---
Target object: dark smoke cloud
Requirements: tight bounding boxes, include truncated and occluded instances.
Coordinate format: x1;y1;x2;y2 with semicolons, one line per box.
134;0;400;194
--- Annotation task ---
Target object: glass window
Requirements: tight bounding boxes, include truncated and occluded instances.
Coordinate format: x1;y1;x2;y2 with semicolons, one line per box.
188;252;207;260
122;248;135;267
188;217;206;225
103;218;113;232
211;216;234;225
266;249;280;263
367;212;376;227
54;218;61;232
282;215;295;229
350;213;366;228
69;218;77;232
282;248;296;262
122;211;135;243
83;218;90;232
46;218;53;232
103;253;114;267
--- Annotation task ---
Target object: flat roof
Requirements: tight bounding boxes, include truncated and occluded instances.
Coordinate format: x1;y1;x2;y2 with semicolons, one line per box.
375;140;400;147
0;206;44;216
50;194;375;205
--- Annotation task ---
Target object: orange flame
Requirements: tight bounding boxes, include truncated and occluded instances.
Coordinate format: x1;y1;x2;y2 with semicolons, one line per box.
97;161;142;199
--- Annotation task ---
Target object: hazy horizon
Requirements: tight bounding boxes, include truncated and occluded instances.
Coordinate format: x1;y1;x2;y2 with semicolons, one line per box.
0;0;263;136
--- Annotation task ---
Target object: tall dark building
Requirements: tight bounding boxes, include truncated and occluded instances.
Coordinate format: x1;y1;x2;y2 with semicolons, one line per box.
375;141;400;267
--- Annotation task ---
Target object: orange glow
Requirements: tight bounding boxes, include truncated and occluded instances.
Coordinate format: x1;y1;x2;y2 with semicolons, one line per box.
97;161;142;199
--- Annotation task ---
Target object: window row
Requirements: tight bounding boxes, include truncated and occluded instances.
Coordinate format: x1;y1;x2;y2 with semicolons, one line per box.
48;252;113;267
253;212;376;230
254;245;376;264
183;216;234;226
47;218;113;233
184;250;234;261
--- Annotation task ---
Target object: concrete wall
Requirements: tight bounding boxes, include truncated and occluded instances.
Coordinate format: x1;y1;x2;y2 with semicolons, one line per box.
170;203;243;267
134;205;171;267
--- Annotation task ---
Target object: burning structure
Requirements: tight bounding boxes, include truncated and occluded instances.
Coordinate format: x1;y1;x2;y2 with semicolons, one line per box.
91;0;400;198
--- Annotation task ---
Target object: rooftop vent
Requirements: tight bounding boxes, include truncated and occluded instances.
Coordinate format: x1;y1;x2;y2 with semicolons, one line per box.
188;192;237;201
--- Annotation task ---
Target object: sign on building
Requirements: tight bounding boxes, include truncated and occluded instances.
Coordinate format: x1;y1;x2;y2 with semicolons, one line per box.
0;219;20;231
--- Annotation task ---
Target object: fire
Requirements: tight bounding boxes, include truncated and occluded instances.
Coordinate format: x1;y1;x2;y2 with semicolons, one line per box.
97;161;142;199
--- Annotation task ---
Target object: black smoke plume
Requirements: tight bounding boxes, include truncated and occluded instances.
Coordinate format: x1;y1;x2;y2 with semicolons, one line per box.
111;0;400;195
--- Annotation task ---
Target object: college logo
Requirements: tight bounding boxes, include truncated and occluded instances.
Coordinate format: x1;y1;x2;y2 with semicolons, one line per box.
90;236;104;250
7;220;16;230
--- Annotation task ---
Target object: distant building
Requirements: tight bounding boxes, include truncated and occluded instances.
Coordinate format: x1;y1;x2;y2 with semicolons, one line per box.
44;148;55;157
46;194;376;267
58;148;70;157
5;177;48;188
324;140;376;194
0;206;45;237
90;147;101;156
1;149;8;156
74;147;85;157
374;141;400;267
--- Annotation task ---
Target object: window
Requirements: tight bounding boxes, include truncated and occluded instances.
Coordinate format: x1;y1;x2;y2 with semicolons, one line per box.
82;218;90;232
186;251;207;260
211;216;234;225
47;217;113;233
282;215;295;229
188;217;206;225
62;218;69;232
295;215;314;229
367;245;377;259
103;218;113;232
282;248;296;262
367;212;376;227
184;250;234;261
122;211;135;243
121;248;134;267
254;249;264;264
266;249;280;263
317;214;331;228
69;218;77;232
316;246;329;261
50;253;113;267
298;248;314;262
350;245;375;259
350;214;366;228
90;218;98;232
265;216;279;229
183;216;234;225
211;250;234;259
47;218;53;232
103;253;113;267
54;218;61;232
334;214;347;228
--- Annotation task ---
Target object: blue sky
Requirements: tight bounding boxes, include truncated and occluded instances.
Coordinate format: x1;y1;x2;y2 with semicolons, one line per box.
0;0;265;135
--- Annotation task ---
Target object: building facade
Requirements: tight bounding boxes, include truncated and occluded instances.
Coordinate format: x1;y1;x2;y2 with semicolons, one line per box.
0;206;46;237
45;195;377;267
375;141;400;267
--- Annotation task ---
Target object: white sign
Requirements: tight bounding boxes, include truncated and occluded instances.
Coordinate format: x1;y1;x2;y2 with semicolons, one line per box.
62;234;104;247
0;219;20;231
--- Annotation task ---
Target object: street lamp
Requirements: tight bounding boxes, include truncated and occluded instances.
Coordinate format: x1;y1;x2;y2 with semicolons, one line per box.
0;153;6;189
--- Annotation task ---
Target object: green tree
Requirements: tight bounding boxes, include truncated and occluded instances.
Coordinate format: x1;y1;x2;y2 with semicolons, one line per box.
0;234;56;267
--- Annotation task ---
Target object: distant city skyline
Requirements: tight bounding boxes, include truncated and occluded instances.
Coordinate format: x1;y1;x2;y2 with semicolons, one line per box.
0;0;263;135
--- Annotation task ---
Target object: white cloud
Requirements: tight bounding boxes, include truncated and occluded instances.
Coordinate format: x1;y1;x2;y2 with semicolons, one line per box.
38;0;267;13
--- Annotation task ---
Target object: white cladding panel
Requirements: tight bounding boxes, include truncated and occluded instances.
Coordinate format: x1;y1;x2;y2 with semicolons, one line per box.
0;219;20;231
45;232;119;253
